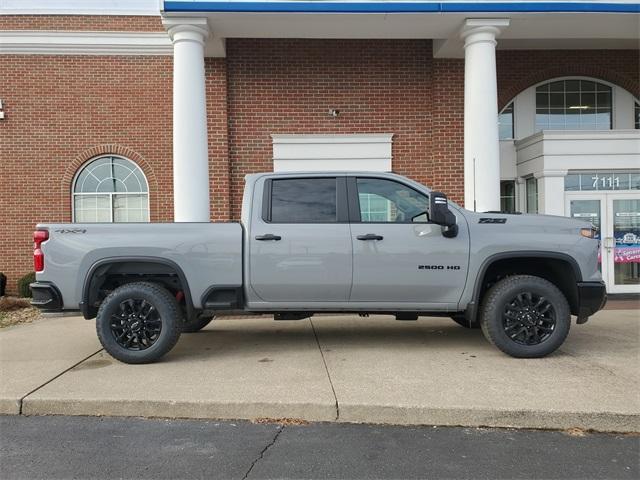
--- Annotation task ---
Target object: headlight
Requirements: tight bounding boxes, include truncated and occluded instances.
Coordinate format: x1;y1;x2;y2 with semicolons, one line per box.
580;227;596;239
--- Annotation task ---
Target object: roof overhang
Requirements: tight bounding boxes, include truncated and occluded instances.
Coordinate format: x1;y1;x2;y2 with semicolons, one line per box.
160;2;640;57
163;1;640;14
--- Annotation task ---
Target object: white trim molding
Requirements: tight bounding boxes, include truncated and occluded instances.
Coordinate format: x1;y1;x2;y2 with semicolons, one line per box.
0;31;173;55
271;134;394;172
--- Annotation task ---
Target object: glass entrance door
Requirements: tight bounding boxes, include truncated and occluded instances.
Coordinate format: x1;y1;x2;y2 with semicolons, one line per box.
567;193;640;294
607;195;640;293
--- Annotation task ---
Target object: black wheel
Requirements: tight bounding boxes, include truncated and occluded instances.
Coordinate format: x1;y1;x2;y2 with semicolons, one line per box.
450;313;480;329
479;275;570;358
181;315;213;333
96;282;182;364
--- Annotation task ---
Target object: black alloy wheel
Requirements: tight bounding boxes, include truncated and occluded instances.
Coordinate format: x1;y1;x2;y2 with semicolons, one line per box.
110;298;162;350
479;275;570;358
502;292;556;345
96;282;182;364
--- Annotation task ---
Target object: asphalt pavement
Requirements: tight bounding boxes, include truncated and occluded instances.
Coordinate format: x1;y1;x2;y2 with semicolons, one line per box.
1;415;638;480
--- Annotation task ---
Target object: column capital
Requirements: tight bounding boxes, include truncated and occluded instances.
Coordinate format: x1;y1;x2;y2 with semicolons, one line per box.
460;18;510;47
162;16;210;45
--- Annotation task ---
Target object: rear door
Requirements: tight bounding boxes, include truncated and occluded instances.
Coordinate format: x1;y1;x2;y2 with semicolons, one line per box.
248;176;352;303
348;176;469;305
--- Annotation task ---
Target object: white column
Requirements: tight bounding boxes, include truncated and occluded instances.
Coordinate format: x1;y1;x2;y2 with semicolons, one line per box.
163;17;210;222
461;19;509;212
536;170;568;216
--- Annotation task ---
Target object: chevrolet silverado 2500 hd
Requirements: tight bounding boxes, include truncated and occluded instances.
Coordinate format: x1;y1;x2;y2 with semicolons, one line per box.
31;172;606;363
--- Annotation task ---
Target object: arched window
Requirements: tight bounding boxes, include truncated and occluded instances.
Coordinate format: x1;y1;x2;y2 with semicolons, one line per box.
73;156;149;223
535;78;612;131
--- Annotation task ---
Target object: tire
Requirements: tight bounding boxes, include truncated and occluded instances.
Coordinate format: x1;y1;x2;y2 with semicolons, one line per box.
450;313;480;329
181;315;213;333
96;282;182;364
479;275;570;358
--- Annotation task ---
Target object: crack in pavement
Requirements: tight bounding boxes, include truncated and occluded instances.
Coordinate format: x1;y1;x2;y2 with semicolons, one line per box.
310;318;340;421
241;425;285;480
18;349;104;414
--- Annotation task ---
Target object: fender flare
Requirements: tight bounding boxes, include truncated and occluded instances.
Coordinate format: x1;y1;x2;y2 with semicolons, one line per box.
81;256;194;320
465;251;582;322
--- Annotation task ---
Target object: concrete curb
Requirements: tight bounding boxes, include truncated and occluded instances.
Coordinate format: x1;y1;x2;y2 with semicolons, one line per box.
21;398;338;423
15;400;640;433
338;405;640;433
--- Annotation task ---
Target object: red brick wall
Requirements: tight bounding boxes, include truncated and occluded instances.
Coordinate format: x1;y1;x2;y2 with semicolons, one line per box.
206;58;231;221
1;34;638;295
0;15;163;31
497;49;640;109
225;39;438;218
0;55;173;294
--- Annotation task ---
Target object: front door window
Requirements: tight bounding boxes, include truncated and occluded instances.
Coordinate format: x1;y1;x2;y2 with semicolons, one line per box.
356;178;429;223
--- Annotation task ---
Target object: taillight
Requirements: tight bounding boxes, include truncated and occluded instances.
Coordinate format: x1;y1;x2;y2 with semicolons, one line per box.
34;229;49;272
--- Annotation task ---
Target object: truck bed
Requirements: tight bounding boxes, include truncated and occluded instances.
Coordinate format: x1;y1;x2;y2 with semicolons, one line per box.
36;222;243;310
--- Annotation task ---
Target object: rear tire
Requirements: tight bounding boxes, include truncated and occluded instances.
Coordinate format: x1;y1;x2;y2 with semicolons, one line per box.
96;282;182;364
181;315;213;333
479;275;570;358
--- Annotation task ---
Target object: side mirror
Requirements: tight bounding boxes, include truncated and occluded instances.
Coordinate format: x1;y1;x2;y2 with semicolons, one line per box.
430;192;458;238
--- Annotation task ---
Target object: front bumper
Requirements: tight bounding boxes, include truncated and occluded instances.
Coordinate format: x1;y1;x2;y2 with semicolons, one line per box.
576;281;607;324
29;282;63;312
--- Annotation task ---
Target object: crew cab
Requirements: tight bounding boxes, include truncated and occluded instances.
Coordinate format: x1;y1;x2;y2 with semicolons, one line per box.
31;172;606;363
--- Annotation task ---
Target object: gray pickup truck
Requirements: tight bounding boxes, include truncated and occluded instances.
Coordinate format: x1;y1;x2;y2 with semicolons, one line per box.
31;172;606;363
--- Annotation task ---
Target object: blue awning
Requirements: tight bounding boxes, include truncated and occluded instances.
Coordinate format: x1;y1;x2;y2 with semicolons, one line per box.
163;1;640;14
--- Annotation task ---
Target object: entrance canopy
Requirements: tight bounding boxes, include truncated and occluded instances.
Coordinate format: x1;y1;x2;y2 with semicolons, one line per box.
162;0;639;57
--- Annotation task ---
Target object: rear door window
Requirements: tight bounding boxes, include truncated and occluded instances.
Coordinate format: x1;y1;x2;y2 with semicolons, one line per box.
270;178;337;223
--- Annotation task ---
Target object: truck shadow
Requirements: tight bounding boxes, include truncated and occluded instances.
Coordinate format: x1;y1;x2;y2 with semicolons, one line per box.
167;318;494;362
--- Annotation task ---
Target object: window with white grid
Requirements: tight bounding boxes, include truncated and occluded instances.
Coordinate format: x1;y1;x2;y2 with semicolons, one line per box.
73;156;149;223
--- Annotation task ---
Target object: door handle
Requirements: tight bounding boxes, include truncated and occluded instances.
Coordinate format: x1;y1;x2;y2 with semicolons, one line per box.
255;234;282;241
604;237;614;250
357;234;384;241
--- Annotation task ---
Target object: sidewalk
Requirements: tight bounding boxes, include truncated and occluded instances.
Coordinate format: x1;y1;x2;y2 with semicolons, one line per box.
1;309;638;432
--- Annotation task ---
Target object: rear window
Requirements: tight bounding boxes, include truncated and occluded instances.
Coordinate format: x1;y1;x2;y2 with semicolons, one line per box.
270;178;337;223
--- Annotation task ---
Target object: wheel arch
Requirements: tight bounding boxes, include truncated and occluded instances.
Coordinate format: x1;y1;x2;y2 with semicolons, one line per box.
81;256;194;320
466;251;583;322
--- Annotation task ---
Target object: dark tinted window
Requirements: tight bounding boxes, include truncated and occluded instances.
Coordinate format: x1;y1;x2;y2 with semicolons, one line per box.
270;178;337;223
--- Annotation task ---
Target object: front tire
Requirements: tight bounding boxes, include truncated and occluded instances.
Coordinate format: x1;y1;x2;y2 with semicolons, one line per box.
96;282;182;364
479;275;570;358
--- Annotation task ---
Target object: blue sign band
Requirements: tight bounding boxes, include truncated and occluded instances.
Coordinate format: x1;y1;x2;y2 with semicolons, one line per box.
164;1;640;14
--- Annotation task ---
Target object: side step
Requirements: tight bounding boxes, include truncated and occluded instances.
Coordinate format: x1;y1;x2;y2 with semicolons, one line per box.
274;312;313;321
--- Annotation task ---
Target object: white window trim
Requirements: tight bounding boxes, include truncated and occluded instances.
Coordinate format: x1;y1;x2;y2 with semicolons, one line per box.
0;31;173;56
271;133;394;172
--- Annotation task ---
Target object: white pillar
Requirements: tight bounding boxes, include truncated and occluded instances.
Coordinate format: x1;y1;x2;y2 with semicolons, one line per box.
536;170;567;216
163;17;210;222
461;19;509;212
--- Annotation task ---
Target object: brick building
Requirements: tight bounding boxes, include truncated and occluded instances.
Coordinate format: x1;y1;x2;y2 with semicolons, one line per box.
1;0;639;295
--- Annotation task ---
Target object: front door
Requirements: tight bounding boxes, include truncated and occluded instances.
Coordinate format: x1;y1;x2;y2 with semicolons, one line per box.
348;176;469;306
607;194;640;293
248;176;352;303
567;193;640;293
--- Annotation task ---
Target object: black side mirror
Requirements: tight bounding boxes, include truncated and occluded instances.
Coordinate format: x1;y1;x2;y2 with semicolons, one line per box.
430;192;458;238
